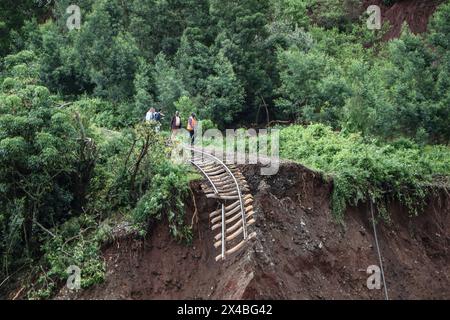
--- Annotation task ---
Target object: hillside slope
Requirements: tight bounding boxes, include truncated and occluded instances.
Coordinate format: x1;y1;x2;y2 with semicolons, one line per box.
362;0;444;39
54;162;449;300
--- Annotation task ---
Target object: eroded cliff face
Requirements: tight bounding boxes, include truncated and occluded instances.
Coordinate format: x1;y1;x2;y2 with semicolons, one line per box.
362;0;444;40
55;162;449;300
58;1;448;300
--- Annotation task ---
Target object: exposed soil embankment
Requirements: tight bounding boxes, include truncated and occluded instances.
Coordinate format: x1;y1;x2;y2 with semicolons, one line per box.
56;162;449;300
362;0;444;40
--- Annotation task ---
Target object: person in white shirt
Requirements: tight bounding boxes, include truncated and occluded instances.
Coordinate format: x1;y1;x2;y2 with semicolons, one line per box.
145;107;156;122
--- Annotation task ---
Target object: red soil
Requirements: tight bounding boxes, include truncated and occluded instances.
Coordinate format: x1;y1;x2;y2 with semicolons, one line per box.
362;0;444;40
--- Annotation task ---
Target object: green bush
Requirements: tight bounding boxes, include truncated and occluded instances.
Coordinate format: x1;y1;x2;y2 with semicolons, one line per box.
132;161;192;242
200;119;217;132
0;51;86;278
279;124;450;220
27;215;108;299
87;121;193;242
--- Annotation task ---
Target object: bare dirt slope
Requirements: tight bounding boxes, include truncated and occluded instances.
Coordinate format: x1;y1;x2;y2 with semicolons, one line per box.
57;162;449;300
362;0;444;40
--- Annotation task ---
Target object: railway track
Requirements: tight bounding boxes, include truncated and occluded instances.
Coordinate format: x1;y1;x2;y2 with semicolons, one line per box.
187;147;256;261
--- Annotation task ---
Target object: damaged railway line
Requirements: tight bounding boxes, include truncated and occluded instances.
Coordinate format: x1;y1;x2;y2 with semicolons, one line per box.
187;147;257;262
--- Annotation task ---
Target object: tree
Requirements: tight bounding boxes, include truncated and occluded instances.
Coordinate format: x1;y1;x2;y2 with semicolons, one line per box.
427;2;450;143
210;0;274;121
383;26;437;140
129;0;212;59
174;28;213;97
0;0;50;57
153;52;187;117
307;0;360;32
270;0;310;29
276;47;343;122
133;58;155;121
78;0;139;100
33;21;91;96
174;96;197;121
429;1;450;52
203;51;244;128
0;51;91;277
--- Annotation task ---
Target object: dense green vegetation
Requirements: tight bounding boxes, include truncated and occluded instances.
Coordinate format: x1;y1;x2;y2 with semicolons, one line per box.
2;0;445;141
0;0;449;298
0;51;192;297
279;124;450;219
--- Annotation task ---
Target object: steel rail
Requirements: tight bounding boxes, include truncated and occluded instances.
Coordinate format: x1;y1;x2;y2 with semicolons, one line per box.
186;147;249;260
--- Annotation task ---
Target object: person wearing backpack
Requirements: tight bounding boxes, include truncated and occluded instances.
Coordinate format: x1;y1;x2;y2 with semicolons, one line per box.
155;109;164;122
187;113;197;145
171;111;182;138
152;109;164;132
145;107;156;122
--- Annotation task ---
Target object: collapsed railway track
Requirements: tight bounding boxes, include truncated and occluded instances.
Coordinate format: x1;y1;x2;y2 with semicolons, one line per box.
187;147;256;261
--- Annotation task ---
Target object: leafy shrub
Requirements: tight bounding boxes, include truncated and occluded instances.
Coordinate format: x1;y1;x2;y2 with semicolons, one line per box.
279;124;450;220
0;51;87;278
27;215;109;299
200;119;217;132
132;161;192;242
174;96;197;121
88;121;193;242
70;98;143;130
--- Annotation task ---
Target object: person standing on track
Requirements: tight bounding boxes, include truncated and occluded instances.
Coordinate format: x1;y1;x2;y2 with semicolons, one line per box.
145;107;156;122
155;109;164;122
171;111;182;138
154;109;164;132
187;113;197;145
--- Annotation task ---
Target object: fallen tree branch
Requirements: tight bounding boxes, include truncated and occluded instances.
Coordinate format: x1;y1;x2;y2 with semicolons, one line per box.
33;220;56;238
57;102;73;109
12;286;25;300
267;120;293;127
63;226;95;246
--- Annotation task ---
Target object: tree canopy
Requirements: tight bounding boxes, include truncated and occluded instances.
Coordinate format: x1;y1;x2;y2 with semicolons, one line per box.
1;0;449;298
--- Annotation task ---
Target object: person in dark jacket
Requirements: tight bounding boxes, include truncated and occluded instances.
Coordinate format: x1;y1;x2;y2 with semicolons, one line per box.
171;111;182;138
171;111;182;130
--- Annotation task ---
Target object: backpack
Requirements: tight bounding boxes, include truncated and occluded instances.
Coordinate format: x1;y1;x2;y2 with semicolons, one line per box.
187;117;197;131
155;112;161;121
146;111;155;121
